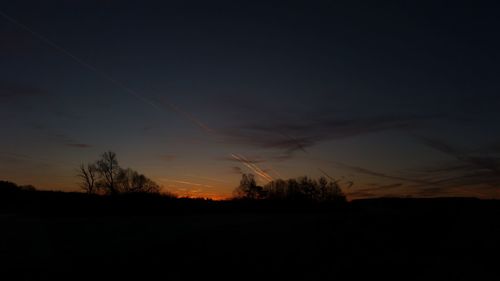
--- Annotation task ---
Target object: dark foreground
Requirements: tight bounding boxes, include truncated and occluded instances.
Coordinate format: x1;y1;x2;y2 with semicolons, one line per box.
1;194;500;280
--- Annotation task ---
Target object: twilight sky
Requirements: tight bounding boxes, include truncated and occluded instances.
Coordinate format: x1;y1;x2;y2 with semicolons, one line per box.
1;1;500;199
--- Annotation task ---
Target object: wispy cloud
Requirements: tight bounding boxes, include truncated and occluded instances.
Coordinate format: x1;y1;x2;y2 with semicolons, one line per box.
332;161;433;186
24;123;92;149
221;114;433;157
52;133;92;149
414;137;500;189
340;137;500;197
418;137;500;174
332;151;500;198
346;184;403;198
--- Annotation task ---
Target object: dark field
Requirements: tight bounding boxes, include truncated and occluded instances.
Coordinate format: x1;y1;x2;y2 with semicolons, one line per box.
1;196;500;280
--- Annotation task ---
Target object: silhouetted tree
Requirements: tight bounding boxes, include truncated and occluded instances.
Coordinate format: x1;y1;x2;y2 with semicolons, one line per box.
320;179;346;202
77;163;98;194
318;177;329;200
116;168;161;194
235;174;347;203
0;180;21;193
77;151;162;195
264;179;287;200
298;176;319;201
233;174;265;199
96;151;120;195
286;178;300;201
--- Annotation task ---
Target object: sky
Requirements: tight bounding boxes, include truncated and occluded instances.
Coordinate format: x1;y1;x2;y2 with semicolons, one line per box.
1;1;500;199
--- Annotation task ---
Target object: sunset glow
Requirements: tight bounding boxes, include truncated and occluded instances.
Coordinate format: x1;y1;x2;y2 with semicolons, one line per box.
1;1;499;199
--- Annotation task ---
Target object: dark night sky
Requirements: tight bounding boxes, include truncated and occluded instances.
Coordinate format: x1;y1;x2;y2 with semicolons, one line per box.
1;1;499;198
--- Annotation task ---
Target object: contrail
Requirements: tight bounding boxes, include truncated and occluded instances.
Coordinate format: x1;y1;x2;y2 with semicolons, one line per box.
163;179;213;188
318;168;336;182
0;9;211;133
231;153;273;182
1;9;284;183
231;154;266;180
318;168;354;188
152;96;214;134
240;154;274;182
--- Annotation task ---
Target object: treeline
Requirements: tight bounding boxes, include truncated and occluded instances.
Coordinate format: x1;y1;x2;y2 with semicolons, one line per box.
0;180;37;194
0;180;197;216
234;174;347;203
2;151;347;207
2;178;495;217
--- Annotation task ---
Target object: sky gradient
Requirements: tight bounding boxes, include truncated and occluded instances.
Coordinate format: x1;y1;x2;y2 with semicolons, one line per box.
1;1;500;199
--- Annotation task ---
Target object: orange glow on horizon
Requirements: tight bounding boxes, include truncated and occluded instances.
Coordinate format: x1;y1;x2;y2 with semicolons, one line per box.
172;191;231;201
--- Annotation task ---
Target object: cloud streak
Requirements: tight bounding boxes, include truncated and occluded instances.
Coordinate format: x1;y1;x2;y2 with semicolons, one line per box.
222;114;433;157
159;178;214;188
418;137;500;175
50;132;91;149
220;155;266;164
410;138;500;192
332;161;434;186
230;153;274;182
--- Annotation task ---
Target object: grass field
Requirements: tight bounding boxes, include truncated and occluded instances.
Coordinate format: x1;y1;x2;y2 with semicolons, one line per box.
2;198;499;280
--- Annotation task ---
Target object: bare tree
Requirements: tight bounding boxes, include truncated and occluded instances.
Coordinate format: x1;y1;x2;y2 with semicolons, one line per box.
116;168;161;194
233;174;264;199
237;174;347;203
77;163;97;194
96;151;120;195
78;151;162;195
